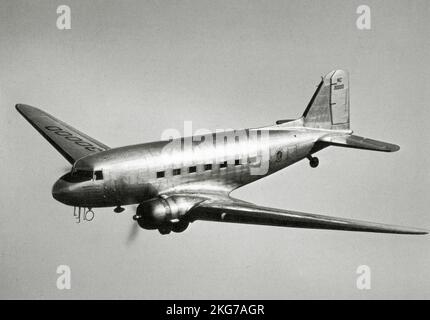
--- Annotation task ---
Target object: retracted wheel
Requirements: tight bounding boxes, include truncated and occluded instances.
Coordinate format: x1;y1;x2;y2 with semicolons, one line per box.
308;156;319;168
158;227;171;235
114;206;125;213
171;221;189;233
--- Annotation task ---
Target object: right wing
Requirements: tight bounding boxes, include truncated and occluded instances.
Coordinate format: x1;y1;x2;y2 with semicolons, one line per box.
16;104;110;164
188;197;427;235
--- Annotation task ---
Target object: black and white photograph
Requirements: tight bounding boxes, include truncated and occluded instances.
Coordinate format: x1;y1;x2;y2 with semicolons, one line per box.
1;0;429;304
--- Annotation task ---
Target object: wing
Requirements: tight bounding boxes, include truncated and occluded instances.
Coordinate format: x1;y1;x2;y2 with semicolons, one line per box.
16;104;110;164
188;197;427;235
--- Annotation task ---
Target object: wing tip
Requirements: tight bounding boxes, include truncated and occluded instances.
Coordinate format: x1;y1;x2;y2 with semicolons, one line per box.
15;104;34;121
385;226;428;235
386;143;400;152
15;104;40;117
16;103;29;111
405;229;428;235
15;103;26;114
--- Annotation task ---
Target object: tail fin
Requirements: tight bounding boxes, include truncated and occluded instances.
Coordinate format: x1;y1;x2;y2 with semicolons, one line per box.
303;69;350;130
16;104;110;164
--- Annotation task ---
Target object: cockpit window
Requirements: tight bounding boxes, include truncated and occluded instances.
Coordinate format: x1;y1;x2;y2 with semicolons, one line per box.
73;170;93;179
62;170;93;183
94;170;103;180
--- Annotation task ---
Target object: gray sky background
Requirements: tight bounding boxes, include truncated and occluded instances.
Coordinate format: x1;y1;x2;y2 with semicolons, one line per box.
1;0;429;299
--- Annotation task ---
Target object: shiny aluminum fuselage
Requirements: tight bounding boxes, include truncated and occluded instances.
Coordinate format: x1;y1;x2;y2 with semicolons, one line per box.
52;124;329;208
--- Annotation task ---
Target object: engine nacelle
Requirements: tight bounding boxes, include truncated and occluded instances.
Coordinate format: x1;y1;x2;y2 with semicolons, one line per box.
136;198;170;229
135;196;200;230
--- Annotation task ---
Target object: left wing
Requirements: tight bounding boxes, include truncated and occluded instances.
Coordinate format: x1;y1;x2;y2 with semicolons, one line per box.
188;197;427;235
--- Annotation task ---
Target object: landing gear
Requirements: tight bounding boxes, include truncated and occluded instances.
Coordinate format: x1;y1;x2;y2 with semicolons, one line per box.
307;155;319;168
158;221;189;235
158;227;171;235
171;221;189;233
114;206;125;213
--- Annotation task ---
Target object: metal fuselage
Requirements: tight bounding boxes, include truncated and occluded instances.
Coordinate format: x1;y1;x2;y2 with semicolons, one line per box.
52;121;332;208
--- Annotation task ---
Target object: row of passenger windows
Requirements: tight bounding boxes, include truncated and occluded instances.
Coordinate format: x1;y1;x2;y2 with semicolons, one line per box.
156;159;241;178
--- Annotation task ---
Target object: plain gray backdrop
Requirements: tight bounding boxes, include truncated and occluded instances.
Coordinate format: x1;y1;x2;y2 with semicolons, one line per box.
1;0;429;299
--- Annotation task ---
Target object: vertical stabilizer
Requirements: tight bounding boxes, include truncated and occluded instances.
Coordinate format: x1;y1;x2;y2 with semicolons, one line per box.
303;70;350;130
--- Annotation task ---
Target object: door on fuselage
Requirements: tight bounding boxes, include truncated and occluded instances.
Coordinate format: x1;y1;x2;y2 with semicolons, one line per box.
102;169;121;205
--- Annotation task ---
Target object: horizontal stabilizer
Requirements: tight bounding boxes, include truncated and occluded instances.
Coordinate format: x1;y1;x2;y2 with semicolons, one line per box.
275;119;296;125
16;104;110;164
321;134;400;152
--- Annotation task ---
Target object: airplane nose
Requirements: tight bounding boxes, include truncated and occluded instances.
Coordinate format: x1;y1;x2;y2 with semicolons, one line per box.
52;179;69;203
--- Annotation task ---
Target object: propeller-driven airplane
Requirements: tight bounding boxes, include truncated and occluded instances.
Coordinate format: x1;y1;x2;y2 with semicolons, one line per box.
16;70;427;235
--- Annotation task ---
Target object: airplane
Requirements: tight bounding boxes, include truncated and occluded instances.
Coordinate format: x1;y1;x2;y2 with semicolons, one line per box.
16;69;427;235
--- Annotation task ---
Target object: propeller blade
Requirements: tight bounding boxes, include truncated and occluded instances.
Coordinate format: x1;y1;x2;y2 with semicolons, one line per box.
126;205;140;244
127;222;140;245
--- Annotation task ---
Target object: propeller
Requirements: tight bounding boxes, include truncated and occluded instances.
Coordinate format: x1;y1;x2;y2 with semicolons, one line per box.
126;205;140;245
127;222;140;244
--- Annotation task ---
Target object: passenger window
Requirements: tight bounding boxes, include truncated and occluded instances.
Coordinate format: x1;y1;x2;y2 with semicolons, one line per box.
188;166;197;173
156;171;165;178
94;170;103;180
220;161;227;168
235;159;241;166
173;168;181;176
204;164;212;171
